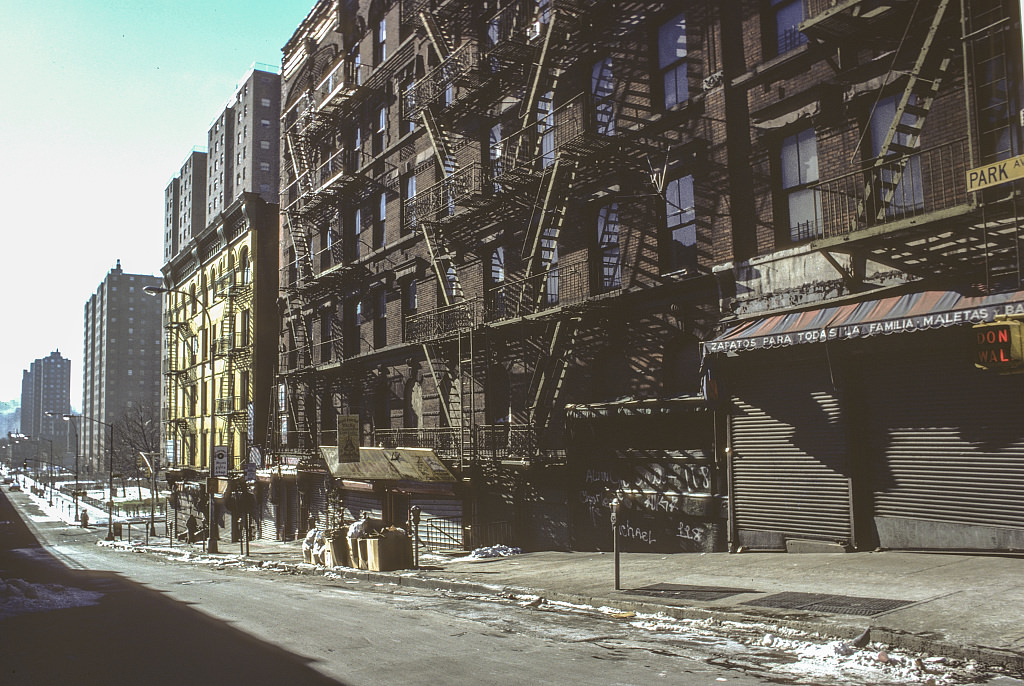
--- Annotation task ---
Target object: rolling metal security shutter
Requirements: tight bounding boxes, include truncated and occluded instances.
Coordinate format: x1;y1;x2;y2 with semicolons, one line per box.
730;353;852;547
342;491;383;522
256;484;276;540
304;473;330;528
411;497;464;550
865;336;1024;549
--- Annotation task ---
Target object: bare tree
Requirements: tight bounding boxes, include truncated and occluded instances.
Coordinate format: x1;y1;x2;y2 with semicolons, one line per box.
112;403;160;499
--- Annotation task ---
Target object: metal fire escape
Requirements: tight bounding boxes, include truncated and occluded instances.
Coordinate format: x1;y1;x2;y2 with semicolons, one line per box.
802;0;1024;288
162;303;199;466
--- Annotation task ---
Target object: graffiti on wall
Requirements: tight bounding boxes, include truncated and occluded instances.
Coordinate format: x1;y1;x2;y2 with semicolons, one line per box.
574;450;720;553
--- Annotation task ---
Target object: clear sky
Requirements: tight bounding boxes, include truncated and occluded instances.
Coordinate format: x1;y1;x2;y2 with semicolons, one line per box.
0;0;314;406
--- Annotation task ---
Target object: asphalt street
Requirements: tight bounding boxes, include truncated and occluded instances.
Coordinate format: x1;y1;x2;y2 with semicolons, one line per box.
1;487;779;686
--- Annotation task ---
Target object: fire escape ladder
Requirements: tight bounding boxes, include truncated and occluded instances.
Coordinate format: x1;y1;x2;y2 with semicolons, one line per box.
863;0;956;221
422;342;454;428
419;11;453;61
522;156;577;292
418;107;467;307
418;218;463;306
421;107;455;176
519;11;557;128
527;316;580;433
284;212;315;285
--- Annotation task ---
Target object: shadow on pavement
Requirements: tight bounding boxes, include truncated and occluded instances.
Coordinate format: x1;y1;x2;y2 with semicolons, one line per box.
0;490;346;686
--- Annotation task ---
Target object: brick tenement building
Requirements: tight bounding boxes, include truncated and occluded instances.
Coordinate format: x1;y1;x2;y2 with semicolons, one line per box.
275;0;1024;553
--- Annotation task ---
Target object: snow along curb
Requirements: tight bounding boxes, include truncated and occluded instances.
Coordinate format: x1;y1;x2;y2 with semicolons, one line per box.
121;542;1024;673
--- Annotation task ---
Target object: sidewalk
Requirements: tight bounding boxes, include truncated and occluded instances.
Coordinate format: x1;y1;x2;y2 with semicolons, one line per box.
14;475;1020;674
227;538;1024;671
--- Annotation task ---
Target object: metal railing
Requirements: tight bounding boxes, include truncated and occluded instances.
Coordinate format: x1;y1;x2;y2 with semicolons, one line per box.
484;259;587;323
374;428;462;462
484;0;537;54
799;139;970;241
403;161;491;229
405;298;481;343
492;93;591;188
476;424;537;460
403;42;480;121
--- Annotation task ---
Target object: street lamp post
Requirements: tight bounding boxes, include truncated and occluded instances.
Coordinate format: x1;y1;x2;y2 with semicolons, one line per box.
51;412;81;522
145;284;220;554
40;437;53;506
64;414;115;540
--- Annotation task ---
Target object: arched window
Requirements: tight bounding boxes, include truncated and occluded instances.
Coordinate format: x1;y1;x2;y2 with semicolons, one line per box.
239;246;251;284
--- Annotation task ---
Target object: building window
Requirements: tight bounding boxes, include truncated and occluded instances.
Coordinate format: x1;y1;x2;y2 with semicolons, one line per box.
374;192;386;249
592;56;615;136
597;202;621;289
374;16;387;64
260;140;270;150
403;279;418;313
528;0;550;40
490;246;505;285
374;105;387;155
444;264;459;303
354;207;364;260
489;122;504;184
664;175;696;273
870;95;924;218
373;288;387;349
261;97;271;107
401;77;416;135
260;119;271;128
260;161;271;172
770;0;807;56
538;91;555;168
402;173;417;232
657;13;687;109
780;128;821;241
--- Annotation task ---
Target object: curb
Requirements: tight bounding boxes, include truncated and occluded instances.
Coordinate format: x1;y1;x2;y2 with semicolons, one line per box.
120;542;1024;673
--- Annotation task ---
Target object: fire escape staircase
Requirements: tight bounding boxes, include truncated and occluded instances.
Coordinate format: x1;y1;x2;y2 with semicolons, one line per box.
521;154;578;291
860;0;956;223
526;315;580;437
419;10;453;61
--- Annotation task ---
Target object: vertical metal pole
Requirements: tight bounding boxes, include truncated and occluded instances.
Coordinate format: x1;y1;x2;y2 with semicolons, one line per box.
106;425;115;541
150;466;157;537
411;506;421;570
611;498;620;591
74;421;79;522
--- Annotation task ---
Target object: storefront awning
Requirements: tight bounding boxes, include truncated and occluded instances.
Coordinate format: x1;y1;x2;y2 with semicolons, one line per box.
705;289;1024;355
322;446;457;483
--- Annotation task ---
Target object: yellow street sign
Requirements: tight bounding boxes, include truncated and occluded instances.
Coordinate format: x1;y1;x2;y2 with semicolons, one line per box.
966;154;1024;192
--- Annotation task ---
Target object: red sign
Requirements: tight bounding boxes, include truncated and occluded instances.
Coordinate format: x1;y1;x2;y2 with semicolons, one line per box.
974;321;1024;371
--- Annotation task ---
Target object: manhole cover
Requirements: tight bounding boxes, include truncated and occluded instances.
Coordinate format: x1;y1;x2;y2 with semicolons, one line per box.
742;592;914;616
627;583;757;601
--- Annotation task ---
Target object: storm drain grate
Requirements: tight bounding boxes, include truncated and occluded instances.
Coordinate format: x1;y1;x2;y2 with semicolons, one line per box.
742;592;914;616
627;583;758;602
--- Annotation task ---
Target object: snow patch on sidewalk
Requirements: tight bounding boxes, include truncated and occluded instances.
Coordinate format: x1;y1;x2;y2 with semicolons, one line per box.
0;578;103;619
